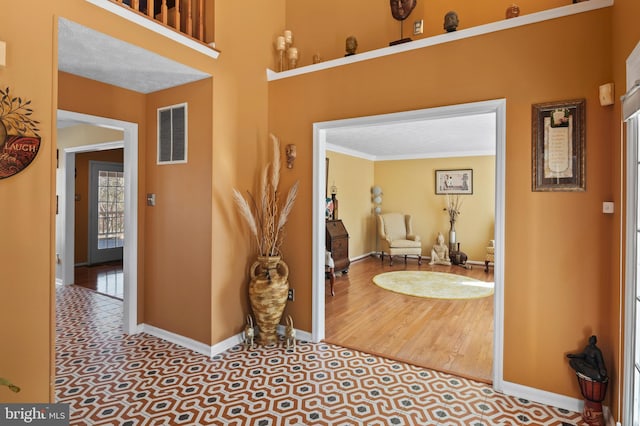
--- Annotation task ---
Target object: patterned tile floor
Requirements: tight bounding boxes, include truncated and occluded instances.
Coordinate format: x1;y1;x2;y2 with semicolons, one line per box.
55;285;587;425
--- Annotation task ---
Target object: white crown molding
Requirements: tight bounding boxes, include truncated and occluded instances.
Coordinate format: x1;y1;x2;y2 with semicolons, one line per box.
85;0;220;60
267;0;612;82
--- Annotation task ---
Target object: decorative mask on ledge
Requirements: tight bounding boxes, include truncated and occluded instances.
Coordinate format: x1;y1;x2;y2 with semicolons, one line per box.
389;0;417;21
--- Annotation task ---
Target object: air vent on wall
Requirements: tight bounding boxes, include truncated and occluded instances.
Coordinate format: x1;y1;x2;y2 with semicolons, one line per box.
158;103;187;164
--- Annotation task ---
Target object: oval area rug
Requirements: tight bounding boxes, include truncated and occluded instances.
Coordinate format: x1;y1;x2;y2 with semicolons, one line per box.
373;271;494;300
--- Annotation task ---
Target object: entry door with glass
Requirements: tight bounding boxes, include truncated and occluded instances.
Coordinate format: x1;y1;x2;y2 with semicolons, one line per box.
88;161;124;264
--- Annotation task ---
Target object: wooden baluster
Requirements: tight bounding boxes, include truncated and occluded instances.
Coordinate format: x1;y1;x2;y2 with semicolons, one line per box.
161;0;168;24
186;0;193;36
198;0;204;41
131;0;139;11
147;0;154;18
174;0;181;32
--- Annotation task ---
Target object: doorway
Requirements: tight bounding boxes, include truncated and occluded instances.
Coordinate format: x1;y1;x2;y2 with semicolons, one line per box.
88;161;125;265
56;110;139;334
311;99;507;389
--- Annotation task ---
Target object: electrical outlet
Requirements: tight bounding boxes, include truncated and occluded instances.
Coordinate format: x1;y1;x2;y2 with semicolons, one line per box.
287;289;295;301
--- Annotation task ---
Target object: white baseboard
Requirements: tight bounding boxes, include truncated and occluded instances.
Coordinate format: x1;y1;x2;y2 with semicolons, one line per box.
140;323;313;358
275;324;313;343
502;380;612;423
139;323;213;356
55;278;64;286
502;381;582;413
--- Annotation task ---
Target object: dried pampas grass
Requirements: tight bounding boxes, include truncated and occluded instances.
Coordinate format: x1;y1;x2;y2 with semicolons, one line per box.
233;134;299;257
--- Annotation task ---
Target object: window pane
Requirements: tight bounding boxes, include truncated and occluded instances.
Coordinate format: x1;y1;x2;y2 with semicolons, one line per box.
97;169;125;250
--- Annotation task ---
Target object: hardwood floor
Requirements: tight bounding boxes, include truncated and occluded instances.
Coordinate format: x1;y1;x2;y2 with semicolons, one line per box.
324;255;494;383
74;261;123;299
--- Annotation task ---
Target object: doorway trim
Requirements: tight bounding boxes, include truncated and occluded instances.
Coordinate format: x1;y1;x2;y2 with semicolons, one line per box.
57;109;139;335
311;99;506;388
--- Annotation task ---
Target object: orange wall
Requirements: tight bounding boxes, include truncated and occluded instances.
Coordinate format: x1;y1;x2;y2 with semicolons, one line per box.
144;79;213;344
209;1;285;345
285;0;573;67
270;6;614;403
0;1;57;403
74;149;124;264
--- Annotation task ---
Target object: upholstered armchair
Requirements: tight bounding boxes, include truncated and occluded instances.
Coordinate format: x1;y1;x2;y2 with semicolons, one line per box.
378;213;422;265
485;240;495;272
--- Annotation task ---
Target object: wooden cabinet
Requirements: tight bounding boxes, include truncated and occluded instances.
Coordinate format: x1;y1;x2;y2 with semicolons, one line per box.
326;220;350;273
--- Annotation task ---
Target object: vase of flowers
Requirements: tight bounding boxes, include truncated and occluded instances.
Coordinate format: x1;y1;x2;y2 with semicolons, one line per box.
233;134;299;345
444;194;462;252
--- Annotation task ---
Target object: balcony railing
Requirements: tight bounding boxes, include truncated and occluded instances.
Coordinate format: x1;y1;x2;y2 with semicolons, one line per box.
110;0;211;45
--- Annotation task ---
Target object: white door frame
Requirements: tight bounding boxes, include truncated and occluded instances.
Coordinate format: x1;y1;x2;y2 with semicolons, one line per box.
311;99;507;389
57;109;139;335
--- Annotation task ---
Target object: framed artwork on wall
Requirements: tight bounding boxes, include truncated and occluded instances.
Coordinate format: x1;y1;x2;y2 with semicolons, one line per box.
532;99;586;192
435;169;473;194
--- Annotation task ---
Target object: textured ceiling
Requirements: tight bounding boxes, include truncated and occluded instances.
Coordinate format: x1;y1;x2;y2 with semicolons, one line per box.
326;113;496;160
57;18;209;95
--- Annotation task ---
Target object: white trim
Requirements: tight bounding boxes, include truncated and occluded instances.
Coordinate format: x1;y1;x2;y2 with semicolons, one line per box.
502;381;582;413
624;115;639;426
492;99;507;392
267;0;612;82
275;325;314;343
140;324;314;358
627;41;640;90
326;143;494;162
57;109;139;335
141;323;226;357
623;41;640;426
312;99;507;391
84;0;220;60
503;381;615;425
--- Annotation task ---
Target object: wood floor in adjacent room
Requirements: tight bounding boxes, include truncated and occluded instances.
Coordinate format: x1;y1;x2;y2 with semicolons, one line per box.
324;255;494;383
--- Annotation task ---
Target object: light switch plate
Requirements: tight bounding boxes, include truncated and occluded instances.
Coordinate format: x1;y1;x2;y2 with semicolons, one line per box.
0;41;6;67
602;201;614;214
413;20;424;35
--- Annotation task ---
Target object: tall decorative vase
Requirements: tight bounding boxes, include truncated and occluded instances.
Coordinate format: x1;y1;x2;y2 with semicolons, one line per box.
449;221;457;252
249;256;289;345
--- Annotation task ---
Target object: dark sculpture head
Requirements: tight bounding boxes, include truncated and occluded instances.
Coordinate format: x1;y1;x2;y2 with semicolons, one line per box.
444;11;459;32
390;0;417;21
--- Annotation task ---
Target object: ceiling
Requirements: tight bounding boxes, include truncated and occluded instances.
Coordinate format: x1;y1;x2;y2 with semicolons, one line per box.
326;112;496;160
57;19;496;158
58;18;209;95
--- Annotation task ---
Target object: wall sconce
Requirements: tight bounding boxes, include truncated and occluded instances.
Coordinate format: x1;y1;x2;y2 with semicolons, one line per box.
599;82;615;106
0;41;6;67
285;144;296;169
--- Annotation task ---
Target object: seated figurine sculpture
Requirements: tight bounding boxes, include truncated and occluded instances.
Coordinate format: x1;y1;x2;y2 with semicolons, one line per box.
430;233;451;265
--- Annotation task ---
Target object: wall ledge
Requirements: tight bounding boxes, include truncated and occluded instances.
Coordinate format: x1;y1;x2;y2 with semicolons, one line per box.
85;0;220;60
267;0;613;81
